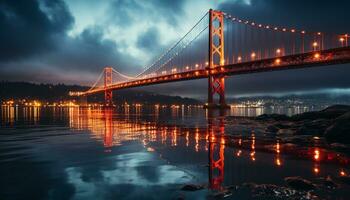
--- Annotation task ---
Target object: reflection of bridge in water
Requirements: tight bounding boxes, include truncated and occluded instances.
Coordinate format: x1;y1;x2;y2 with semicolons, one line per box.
69;107;349;191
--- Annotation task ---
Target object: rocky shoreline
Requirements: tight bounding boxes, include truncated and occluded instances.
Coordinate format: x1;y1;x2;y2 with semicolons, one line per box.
227;105;350;145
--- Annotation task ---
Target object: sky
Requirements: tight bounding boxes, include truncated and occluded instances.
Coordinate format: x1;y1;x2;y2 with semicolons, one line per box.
0;0;350;98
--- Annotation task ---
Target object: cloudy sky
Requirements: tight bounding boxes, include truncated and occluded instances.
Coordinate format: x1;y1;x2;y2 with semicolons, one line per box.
1;0;350;98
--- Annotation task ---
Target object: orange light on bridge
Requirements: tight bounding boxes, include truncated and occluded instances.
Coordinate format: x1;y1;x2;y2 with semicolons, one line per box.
314;149;320;161
276;48;281;55
195;71;199;76
161;70;167;75
236;150;242;157
185;66;189;70
220;59;225;65
251;52;256;59
314;53;320;59
340;37;345;46
237;56;242;62
340;170;347;176
312;42;318;51
276;158;282;166
275;58;281;65
195;64;199;68
205;62;209;66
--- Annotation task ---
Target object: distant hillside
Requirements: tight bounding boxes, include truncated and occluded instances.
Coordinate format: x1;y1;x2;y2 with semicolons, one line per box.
0;81;201;105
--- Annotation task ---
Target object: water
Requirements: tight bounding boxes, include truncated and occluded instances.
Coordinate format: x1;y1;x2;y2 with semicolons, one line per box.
0;105;349;200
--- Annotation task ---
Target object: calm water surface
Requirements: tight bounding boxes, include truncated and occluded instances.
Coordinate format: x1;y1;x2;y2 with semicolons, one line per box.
0;105;349;200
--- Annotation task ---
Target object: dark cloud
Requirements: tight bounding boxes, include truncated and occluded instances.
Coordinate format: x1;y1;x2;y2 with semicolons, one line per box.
0;0;141;84
136;26;162;53
46;26;138;74
0;0;73;61
218;0;350;33
108;0;185;27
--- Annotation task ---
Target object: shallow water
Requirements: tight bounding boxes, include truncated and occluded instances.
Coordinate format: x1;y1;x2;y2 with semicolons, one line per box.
0;105;349;200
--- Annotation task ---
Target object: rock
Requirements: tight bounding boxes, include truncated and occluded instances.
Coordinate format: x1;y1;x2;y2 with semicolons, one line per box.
180;184;204;191
284;177;316;191
210;190;232;198
275;123;292;129
324;111;350;144
336;176;350;185
281;136;312;144
295;119;331;136
291;111;321;121
248;183;319;200
266;125;279;133
321;105;350;114
330;143;347;148
291;105;350;121
277;128;294;135
256;114;290;121
241;182;257;188
323;176;338;189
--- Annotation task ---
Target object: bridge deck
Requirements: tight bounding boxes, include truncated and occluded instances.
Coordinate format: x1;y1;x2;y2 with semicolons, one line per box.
80;47;350;96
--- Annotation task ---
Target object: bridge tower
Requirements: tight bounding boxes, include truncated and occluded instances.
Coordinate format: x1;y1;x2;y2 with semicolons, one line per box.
104;67;113;106
205;9;229;109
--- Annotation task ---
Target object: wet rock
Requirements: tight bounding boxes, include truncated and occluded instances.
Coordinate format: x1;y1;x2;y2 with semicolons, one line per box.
210;190;232;199
249;183;319;200
225;185;238;190
277;128;294;135
336;176;350;185
291;105;350;121
323;176;338;189
281;136;312;144
256;114;290;121
330;143;348;149
175;194;185;200
284;177;316;191
266;125;279;133
275;123;292;129
295;119;331;136
325;111;350;144
321;105;350;115
180;184;204;191
241;182;257;189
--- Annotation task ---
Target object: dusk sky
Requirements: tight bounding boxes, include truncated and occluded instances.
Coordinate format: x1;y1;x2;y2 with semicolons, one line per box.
1;0;350;98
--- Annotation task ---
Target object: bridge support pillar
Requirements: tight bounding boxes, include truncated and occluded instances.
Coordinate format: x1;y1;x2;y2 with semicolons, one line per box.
204;9;229;109
104;67;113;107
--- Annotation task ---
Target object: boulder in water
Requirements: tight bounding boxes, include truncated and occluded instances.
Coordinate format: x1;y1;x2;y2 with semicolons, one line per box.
285;177;316;191
324;111;350;144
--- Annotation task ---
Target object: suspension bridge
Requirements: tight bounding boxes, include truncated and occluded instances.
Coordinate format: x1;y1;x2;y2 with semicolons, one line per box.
70;9;350;108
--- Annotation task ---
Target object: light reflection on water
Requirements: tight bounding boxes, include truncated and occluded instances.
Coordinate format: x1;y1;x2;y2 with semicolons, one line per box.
0;105;349;199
